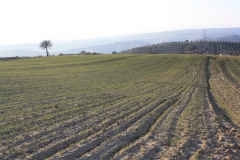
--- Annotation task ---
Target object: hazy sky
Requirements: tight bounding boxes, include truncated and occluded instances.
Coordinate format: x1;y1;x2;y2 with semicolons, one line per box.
0;0;239;45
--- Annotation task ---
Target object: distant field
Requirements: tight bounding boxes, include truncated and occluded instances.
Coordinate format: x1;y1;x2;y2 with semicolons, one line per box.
0;54;239;159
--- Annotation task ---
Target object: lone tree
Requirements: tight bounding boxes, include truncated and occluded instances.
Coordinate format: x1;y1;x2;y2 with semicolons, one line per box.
40;40;52;56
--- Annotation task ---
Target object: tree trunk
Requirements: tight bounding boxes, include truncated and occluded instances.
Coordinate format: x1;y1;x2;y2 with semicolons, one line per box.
46;48;49;56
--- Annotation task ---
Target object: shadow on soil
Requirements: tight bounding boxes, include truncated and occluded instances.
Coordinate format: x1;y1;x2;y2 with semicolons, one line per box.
206;56;233;123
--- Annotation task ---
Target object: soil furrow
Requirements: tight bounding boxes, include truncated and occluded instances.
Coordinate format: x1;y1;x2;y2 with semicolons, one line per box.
41;87;184;159
25;97;153;160
27;85;182;160
5;85;181;159
113;86;194;159
77;96;181;160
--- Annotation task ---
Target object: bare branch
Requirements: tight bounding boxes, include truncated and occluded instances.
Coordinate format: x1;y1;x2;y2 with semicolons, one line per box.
40;40;53;56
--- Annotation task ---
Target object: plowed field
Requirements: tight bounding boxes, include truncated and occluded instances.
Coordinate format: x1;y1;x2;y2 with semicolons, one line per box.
0;54;239;159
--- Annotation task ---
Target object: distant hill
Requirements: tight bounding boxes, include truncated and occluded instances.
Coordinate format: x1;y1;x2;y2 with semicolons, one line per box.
200;35;240;42
0;40;150;57
66;41;151;54
0;49;59;57
121;41;240;55
129;28;240;44
1;28;240;57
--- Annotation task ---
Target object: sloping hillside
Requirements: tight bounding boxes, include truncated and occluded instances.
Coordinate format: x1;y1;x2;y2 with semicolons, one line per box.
66;40;151;54
121;41;240;55
1;55;240;159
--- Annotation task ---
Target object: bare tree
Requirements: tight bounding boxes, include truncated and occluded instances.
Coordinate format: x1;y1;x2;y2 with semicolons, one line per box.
40;40;53;56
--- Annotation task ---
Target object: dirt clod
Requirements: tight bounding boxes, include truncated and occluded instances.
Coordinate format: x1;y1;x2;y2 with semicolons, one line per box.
218;135;225;142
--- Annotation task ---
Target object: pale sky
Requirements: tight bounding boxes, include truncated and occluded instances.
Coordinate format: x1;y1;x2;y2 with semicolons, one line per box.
0;0;239;45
